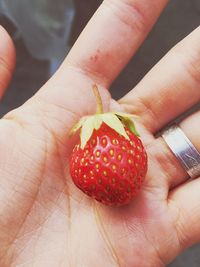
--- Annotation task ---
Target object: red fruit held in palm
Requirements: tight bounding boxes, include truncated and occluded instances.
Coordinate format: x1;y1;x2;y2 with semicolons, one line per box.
70;85;147;206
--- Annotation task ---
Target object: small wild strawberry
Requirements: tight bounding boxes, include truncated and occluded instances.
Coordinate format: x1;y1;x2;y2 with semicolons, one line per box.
70;85;147;206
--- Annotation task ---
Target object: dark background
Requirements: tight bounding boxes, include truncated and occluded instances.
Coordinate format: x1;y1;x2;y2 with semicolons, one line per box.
0;0;200;266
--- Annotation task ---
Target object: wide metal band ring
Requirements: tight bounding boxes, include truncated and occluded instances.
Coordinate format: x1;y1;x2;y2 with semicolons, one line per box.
162;124;200;179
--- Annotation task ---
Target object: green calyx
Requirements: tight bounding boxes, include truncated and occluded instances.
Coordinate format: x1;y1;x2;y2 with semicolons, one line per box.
70;85;140;149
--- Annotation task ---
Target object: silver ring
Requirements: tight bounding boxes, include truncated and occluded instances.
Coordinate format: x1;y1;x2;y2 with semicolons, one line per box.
162;124;200;179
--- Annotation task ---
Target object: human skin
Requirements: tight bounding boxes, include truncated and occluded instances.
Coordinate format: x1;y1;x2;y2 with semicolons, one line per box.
0;0;200;266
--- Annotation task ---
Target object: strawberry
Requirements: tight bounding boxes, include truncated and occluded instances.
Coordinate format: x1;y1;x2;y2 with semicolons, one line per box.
70;85;147;206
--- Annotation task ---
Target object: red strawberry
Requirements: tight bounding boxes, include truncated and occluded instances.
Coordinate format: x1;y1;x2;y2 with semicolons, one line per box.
70;85;147;206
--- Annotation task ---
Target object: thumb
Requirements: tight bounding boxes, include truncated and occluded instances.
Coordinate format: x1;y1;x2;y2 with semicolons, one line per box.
0;25;16;99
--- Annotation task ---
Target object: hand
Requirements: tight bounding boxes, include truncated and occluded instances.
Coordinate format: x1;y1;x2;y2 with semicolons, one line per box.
0;1;200;266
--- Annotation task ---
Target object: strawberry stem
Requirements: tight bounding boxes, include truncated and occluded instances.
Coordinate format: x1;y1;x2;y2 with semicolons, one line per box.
92;84;103;114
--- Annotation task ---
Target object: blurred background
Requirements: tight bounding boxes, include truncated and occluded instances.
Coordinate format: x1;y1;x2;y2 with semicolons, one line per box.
0;0;199;265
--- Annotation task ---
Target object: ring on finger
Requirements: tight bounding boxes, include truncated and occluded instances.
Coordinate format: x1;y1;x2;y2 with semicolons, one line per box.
162;124;200;179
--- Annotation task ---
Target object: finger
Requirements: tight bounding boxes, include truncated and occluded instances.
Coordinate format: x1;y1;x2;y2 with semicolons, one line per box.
168;175;200;252
119;26;200;133
151;110;200;190
23;0;168;140
0;26;16;99
60;0;168;87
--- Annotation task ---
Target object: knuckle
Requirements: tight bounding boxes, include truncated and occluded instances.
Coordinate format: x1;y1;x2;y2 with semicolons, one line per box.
102;0;148;33
0;57;12;89
185;56;200;85
172;28;200;87
0;56;12;74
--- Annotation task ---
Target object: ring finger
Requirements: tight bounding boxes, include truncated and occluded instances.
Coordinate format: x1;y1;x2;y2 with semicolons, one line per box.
158;110;200;188
119;26;200;133
119;26;200;188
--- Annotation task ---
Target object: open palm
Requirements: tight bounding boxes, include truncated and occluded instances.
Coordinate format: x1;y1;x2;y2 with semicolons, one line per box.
0;1;200;266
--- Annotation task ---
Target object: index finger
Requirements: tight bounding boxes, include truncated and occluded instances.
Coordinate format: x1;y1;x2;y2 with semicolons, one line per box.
0;26;16;99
